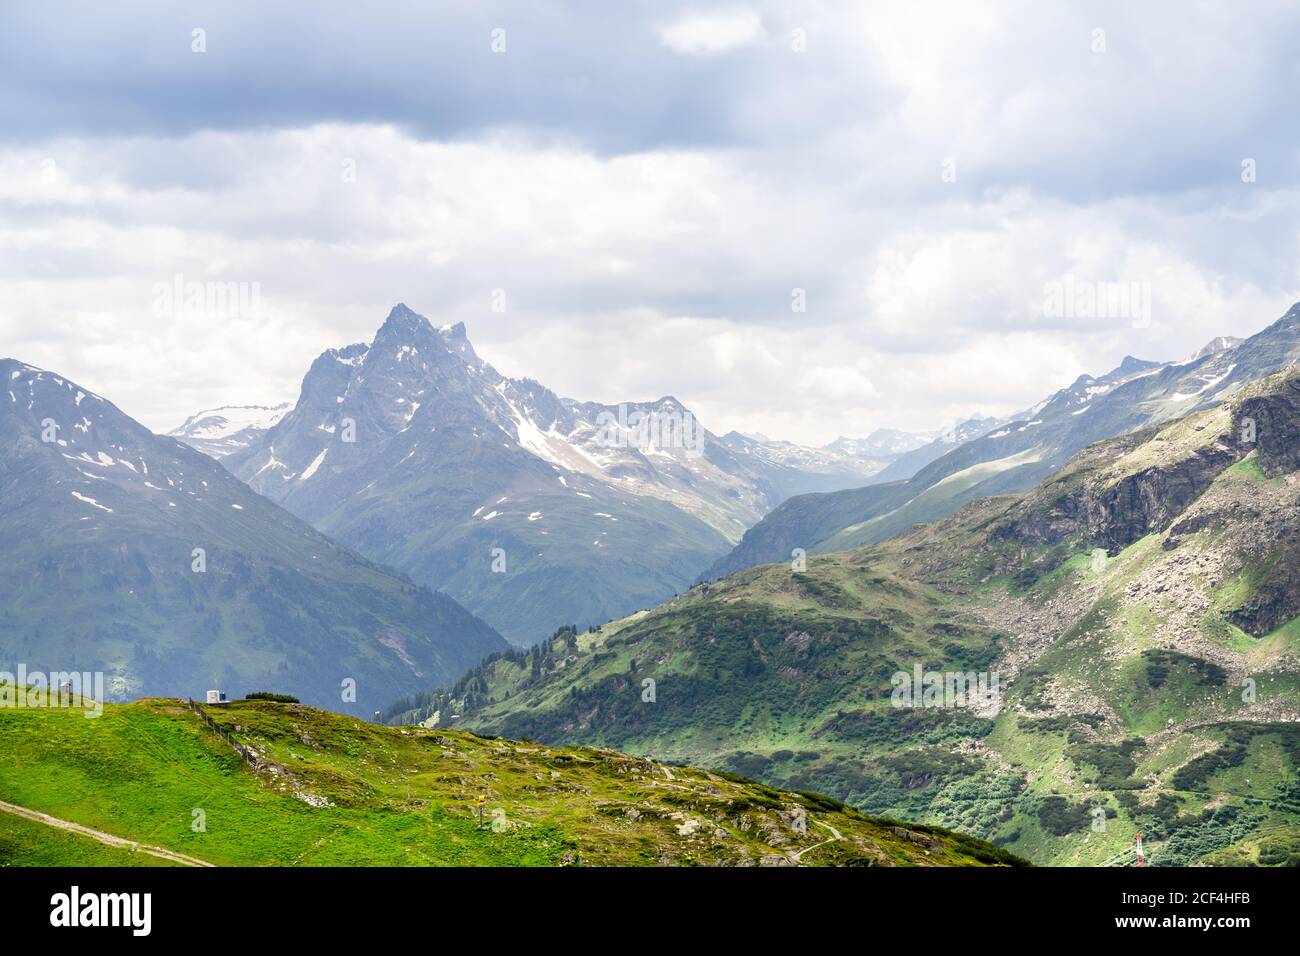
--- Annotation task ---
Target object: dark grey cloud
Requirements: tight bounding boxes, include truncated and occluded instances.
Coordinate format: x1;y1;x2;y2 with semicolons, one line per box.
3;1;1299;202
0;2;795;152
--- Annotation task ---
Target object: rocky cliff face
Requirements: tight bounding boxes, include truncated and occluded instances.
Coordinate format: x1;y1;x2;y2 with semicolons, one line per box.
993;367;1299;560
1239;372;1300;476
995;430;1240;556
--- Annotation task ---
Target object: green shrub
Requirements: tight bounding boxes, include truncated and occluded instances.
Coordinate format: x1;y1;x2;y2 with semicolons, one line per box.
245;692;299;703
1036;796;1091;836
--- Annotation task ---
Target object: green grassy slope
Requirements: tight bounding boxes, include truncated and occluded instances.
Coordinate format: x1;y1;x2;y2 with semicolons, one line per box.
816;446;1048;553
0;693;1022;867
0;811;177;867
1199;826;1300;866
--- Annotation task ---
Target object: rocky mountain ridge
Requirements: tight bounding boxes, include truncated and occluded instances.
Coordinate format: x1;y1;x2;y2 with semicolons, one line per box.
704;305;1300;580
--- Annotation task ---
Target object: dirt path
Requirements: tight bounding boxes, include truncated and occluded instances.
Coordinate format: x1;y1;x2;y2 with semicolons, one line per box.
793;819;844;863
0;797;215;867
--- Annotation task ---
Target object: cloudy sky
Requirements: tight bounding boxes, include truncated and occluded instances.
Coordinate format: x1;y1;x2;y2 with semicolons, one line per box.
3;1;1299;443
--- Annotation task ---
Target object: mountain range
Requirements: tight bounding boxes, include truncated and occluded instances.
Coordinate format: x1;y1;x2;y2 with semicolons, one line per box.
0;358;506;715
217;305;902;643
5;297;1299;867
703;306;1300;581
387;361;1300;866
824;428;939;459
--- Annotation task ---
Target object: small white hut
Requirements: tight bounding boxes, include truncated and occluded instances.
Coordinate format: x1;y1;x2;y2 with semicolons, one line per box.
206;689;229;705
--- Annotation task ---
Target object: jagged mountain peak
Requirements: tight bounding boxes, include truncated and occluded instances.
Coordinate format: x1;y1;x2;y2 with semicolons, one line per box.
331;341;370;363
373;306;435;350
220;303;892;642
1048;357;1160;411
937;413;1003;445
1107;354;1162;380
379;301;429;333
366;305;484;376
376;304;468;343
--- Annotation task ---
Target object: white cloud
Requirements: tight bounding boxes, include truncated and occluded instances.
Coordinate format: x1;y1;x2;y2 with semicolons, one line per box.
657;10;766;56
0;122;1296;443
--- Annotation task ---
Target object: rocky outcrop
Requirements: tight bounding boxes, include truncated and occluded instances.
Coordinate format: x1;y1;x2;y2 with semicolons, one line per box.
1237;371;1300;476
994;437;1240;556
993;369;1300;558
1078;442;1240;554
1229;572;1300;637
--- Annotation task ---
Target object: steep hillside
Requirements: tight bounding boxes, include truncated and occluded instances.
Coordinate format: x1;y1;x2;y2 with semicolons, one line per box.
393;367;1300;866
1199;826;1300;866
0;358;506;715
705;306;1300;579
0;694;1021;867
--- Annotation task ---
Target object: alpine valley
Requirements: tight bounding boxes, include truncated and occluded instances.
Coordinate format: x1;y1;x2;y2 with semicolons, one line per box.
385;311;1300;868
7;300;1299;868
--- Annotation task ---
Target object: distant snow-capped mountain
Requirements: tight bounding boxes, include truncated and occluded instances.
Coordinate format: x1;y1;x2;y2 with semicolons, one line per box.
170;403;291;458
715;431;889;501
823;428;938;459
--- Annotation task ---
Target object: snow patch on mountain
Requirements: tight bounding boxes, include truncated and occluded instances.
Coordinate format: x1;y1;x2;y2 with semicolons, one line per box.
299;448;328;481
71;491;112;512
